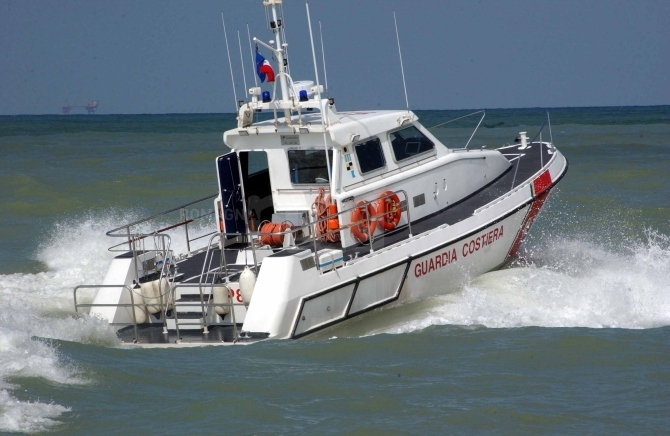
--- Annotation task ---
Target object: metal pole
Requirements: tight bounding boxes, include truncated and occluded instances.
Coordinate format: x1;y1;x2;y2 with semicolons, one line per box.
305;1;332;194
269;1;290;118
197;281;209;334
230;287;239;343
234;154;258;274
73;288;78;314
182;208;191;256
221;12;238;111
464;111;486;149
540;132;543;168
403;190;413;237
247;24;258;88
173;301;181;343
128;285;139;343
393;11;409;114
312;213;321;272
131;237;140;284
366;204;374;253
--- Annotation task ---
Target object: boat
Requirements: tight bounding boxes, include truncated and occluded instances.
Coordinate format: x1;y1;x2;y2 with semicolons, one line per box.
74;0;568;346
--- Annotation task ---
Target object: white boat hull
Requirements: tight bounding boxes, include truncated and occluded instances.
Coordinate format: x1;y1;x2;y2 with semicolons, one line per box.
243;150;566;339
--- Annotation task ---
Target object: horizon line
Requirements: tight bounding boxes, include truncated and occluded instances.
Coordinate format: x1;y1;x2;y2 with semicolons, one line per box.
1;103;669;117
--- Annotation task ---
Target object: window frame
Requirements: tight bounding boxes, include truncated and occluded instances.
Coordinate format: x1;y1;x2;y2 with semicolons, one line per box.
352;136;387;175
286;148;332;186
387;124;436;164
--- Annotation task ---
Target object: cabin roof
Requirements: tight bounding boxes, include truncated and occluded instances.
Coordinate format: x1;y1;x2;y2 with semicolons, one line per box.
251;110;410;128
224;109;419;150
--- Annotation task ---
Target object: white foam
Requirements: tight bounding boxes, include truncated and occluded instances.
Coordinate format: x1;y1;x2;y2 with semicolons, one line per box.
0;210;206;432
380;231;670;334
0;325;81;433
0;209;219;431
0;215;120;432
0;389;70;434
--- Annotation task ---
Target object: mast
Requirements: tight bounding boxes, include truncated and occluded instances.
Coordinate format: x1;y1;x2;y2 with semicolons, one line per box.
265;0;290;108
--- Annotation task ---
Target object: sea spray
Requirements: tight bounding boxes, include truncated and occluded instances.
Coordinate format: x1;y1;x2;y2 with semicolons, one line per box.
376;231;670;335
0;210;215;432
0;325;78;434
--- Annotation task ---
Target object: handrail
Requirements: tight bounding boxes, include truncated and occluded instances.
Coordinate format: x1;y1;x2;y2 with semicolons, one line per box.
73;281;246;344
427;110;485;129
167;281;245;342
104;193;217;254
210;189;413;270
73;284;139;343
106;193;218;238
425;109;485;150
218;190;411;243
198;232;237;340
464;111;485;149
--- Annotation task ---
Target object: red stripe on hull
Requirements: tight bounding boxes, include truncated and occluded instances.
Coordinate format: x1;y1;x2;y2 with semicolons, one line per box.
532;169;552;196
506;190;550;259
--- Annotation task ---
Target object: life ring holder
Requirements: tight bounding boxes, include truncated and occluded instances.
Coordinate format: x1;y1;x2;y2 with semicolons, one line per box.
376;191;402;231
350;201;377;243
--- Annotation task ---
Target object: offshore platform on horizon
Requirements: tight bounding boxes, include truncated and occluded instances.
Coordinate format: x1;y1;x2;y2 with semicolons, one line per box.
62;100;98;115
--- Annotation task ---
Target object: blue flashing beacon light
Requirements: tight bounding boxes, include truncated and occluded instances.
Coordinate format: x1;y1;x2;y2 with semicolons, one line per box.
299;90;308;102
262;91;271;103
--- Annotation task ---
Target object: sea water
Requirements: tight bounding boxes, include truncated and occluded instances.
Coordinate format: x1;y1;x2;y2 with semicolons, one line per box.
0;107;669;434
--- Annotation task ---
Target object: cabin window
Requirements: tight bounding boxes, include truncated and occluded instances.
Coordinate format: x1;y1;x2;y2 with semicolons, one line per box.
287;149;332;184
354;137;386;174
389;125;434;162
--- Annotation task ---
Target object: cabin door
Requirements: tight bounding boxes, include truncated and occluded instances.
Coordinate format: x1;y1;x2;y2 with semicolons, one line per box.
216;152;246;239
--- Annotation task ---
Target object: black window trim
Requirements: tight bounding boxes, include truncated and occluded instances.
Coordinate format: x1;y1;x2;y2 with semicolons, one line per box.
352;136;387;175
387;124;436;164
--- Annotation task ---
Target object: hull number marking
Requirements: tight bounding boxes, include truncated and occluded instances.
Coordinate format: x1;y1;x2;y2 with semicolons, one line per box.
229;288;243;303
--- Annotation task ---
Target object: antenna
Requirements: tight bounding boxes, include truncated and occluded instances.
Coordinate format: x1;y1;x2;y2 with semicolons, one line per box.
393;11;410;113
221;13;238;111
278;2;291;76
318;20;329;97
305;0;332;190
247;24;258;88
237;29;248;100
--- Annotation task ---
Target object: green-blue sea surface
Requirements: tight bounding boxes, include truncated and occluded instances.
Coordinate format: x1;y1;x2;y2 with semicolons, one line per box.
0;106;669;434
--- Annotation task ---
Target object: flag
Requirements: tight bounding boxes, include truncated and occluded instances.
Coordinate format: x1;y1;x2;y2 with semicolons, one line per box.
255;49;275;83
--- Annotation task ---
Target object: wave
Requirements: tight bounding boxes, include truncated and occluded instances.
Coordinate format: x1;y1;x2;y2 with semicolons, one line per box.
0;210;216;433
377;230;670;335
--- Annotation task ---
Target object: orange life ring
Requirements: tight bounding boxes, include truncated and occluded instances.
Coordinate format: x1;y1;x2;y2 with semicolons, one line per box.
351;201;377;243
376;191;401;231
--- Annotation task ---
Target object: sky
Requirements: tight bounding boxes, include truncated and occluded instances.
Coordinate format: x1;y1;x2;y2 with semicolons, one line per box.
1;0;668;115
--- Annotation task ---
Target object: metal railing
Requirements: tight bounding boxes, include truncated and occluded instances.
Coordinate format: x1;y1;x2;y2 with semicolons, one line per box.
427;110;485;149
73;282;246;344
207;189;414;274
309;189;413;258
73;284;140;343
167;282;245;343
106;193;218;255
